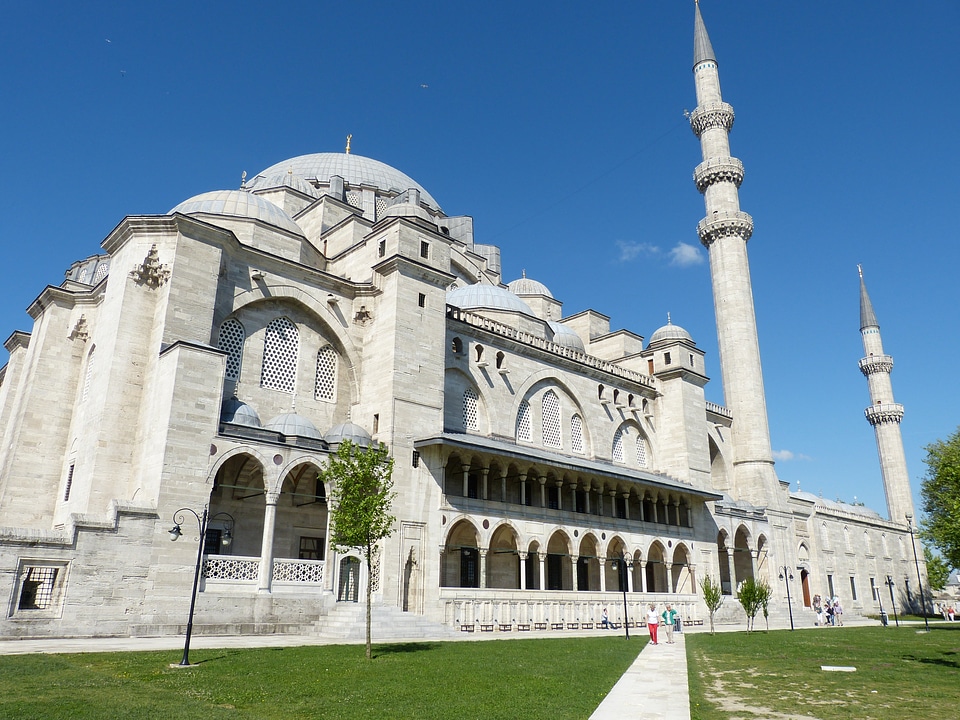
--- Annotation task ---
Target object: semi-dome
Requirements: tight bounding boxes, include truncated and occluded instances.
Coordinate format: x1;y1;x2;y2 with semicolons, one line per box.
264;413;322;439
507;273;553;298
447;284;534;315
220;396;262;427
649;318;693;345
170;190;303;236
248;153;440;211
324;422;373;448
253;172;321;199
548;321;585;352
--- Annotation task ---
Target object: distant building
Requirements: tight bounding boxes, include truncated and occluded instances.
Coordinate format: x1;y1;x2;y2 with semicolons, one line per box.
0;5;925;638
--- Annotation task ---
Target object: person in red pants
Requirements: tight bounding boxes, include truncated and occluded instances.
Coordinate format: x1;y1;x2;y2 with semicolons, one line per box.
646;604;660;645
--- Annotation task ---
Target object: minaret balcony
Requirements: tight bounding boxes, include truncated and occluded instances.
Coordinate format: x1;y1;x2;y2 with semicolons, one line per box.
690;102;735;138
694;157;744;192
864;402;904;426
859;354;894;376
697;210;754;247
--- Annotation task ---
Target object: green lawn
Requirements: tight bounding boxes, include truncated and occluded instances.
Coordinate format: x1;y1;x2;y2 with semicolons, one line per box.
687;624;960;720
0;637;642;720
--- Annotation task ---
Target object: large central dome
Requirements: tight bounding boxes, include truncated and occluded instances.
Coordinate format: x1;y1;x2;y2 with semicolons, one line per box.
248;153;440;211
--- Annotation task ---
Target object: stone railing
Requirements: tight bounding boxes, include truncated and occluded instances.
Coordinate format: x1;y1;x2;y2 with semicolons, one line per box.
274;558;325;583
864;402;904;426
697;210;754;246
693;156;744;192
446;306;656;390
203;555;259;581
859;354;894;376
705;401;733;419
689;102;735;137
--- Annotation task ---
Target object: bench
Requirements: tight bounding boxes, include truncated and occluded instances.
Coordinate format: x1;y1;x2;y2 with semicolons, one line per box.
609;621;621;629
581;622;594;629
460;624;475;632
534;622;547;630
479;623;494;632
682;619;704;626
517;623;531;631
625;621;635;629
566;622;579;630
551;622;564;630
497;623;512;632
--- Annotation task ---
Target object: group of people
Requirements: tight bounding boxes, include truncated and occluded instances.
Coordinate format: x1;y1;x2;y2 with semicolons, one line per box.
935;603;956;621
812;594;844;626
599;604;682;645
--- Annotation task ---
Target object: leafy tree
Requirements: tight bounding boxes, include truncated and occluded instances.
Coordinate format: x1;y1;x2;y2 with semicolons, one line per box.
699;575;724;634
920;427;960;570
924;546;952;592
321;440;396;660
735;577;771;632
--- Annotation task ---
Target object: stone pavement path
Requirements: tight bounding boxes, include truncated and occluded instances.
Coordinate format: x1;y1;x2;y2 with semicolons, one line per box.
590;631;690;720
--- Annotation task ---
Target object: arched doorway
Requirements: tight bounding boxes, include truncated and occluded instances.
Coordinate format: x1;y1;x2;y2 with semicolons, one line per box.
672;545;693;594
733;526;754;586
646;542;667;593
443;519;480;588
487;524;520;589
338;556;361;602
717;530;732;595
546;531;572;590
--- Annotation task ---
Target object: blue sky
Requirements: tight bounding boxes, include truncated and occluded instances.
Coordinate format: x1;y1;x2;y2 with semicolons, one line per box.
1;1;956;517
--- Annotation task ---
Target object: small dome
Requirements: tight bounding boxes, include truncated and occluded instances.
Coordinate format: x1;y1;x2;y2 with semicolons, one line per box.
221;396;262;427
649;318;693;345
264;413;322;439
170;190;303;236
548;321;585;352
253;173;320;198
507;274;553;298
324;422;373;448
447;284;534;315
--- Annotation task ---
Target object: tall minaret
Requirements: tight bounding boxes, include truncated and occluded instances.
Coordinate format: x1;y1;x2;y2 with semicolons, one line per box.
858;266;914;523
690;2;781;508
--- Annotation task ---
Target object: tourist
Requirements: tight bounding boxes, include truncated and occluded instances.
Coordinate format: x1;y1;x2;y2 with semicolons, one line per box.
833;597;843;626
949;606;956;622
825;598;835;626
646;604;660;645
813;594;823;626
661;603;680;644
601;607;609;628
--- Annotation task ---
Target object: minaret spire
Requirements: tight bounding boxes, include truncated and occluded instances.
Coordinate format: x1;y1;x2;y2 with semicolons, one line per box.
690;2;779;507
857;267;914;522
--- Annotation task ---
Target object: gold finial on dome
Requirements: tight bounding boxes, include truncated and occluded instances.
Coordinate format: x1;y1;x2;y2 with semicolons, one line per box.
522;269;526;278
240;170;247;189
345;134;352;154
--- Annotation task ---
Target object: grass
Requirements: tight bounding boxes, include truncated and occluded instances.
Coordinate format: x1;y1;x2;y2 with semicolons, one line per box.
0;636;642;720
687;624;960;719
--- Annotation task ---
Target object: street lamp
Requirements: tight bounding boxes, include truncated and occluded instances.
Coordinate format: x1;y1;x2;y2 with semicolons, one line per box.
905;513;930;631
777;566;795;631
611;552;631;640
167;509;235;667
884;575;900;627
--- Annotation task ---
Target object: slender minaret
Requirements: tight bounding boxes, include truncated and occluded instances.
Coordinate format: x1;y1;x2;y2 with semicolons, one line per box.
690;2;781;508
858;266;914;523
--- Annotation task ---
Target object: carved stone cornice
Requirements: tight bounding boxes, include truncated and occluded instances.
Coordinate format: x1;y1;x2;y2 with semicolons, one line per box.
130;244;170;288
69;315;89;341
865;403;904;426
690;102;735;138
859;354;894;376
694;157;744;193
697;210;754;247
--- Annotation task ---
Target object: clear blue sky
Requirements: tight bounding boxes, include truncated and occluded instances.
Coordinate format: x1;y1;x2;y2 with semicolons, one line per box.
1;1;956;518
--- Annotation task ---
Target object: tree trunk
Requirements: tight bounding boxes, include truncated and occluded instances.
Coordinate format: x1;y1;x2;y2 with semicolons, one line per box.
365;541;372;660
709;612;715;635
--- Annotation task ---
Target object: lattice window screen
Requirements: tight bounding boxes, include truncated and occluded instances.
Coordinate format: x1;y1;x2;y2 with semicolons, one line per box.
346;191;362;209
82;346;95;402
261;317;299;393
92;262;109;284
636;435;648;467
18;567;58;610
516;401;532;441
463;388;479;431
571;414;584;454
375;196;388;220
315;345;337;401
542;390;561;448
218;319;245;381
612;426;625;463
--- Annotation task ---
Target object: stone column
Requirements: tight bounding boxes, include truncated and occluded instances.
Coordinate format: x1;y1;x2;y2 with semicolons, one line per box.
727;551;736;590
481;467;489;501
571;555;579;591
597;484;604;516
258;491;280;592
519;552;528;591
609;489;618;518
479;548;488;589
665;562;675;593
539;476;547;507
539;553;546;591
584;484;592;515
555;481;564;511
519;472;527;506
626;561;635;593
599;558;607;593
570;483;578;512
462;465;471;498
500;469;508;503
622;492;631;520
323;483;335;592
638;561;647;592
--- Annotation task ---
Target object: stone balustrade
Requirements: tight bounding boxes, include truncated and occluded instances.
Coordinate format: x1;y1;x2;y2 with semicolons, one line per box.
202;554;324;585
859;354;894;376
697;210;754;246
689;102;735;137
693;156;744;192
864;402;904;425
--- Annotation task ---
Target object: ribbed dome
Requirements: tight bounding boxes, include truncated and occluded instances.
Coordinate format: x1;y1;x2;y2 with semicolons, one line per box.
220;396;262;427
253;173;320;199
170;190;303;236
649;320;693;345
324;422;373;448
248;153;440;211
447;284;534;315
264;413;322;439
507;275;553;298
548;321;585;352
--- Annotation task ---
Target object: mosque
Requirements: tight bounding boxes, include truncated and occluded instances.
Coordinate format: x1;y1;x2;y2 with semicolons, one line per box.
0;5;925;638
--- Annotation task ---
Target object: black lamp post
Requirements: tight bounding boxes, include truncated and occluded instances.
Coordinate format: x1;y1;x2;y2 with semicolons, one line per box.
905;513;930;631
169;508;238;667
885;575;900;627
612;552;630;640
777;565;795;631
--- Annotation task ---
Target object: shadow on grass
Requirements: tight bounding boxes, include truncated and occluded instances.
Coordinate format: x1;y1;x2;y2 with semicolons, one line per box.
372;642;441;656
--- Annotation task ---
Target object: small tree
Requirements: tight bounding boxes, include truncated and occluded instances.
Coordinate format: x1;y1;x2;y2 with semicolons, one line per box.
924;546;952;592
759;581;772;631
322;440;396;660
736;577;771;632
699;575;724;634
920;427;960;570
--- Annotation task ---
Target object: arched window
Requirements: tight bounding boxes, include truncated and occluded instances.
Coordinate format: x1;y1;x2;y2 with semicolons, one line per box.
315;345;337;401
495;351;505;370
636;435;648;468
820;522;829;549
218;319;245;381
261;317;299;393
612;427;625;463
571;414;584;454
863;530;872;555
463;388;479;431
451;337;463;354
92;262;109;285
542;390;561;448
82;345;96;402
516;401;532;442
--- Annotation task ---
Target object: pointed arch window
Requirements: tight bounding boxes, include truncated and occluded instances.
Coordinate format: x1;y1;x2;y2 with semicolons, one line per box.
612;426;625;463
261;317;299;393
542;390;561;448
315;345;337;401
636;435;648;468
516;400;532;442
218;319;245;381
82;345;95;403
463;388;479;431
570;414;584;454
